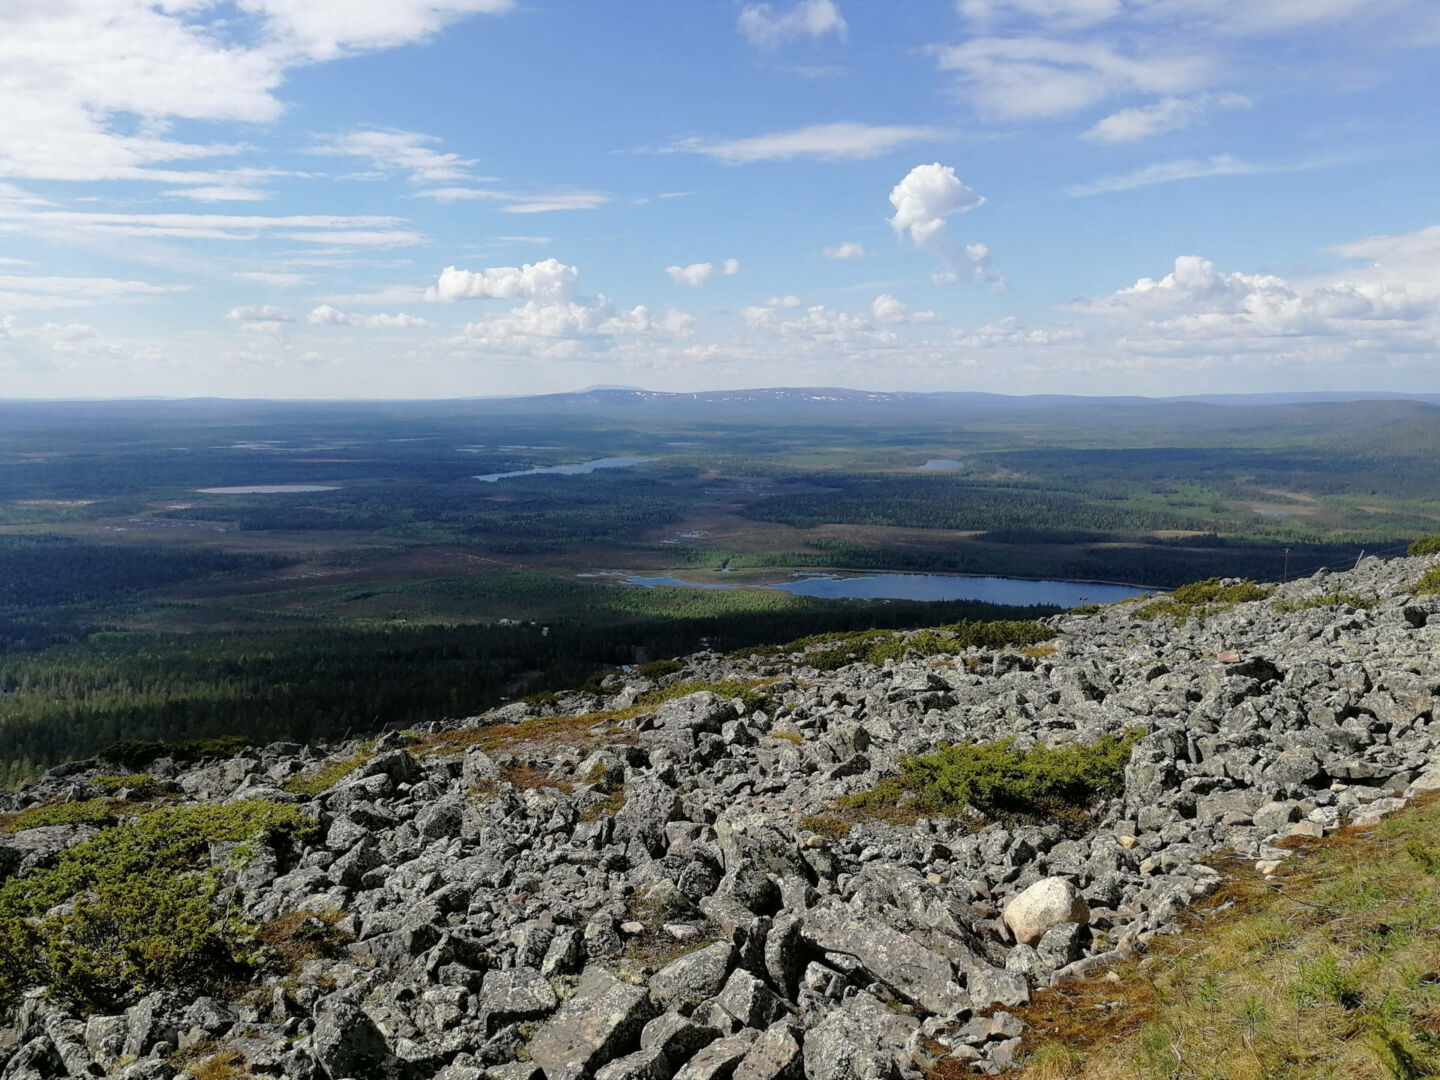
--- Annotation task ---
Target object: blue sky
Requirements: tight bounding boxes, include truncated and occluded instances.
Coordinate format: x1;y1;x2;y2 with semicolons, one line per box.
2;0;1438;398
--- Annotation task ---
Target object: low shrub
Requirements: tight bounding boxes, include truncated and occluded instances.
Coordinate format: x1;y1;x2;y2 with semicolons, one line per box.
636;659;684;680
1136;578;1272;622
0;797;144;835
838;730;1143;825
1415;567;1440;595
282;745;374;796
1407;534;1440;557
0;800;317;1012
801;620;1056;670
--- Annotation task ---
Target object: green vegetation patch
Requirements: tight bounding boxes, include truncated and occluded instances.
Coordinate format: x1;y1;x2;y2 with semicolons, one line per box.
281;744;375;796
792;619;1056;671
0;800;318;1012
636;659;684;680
838;730;1142;827
0;797;145;835
1415;566;1440;595
1005;794;1440;1080
1407;533;1440;556
1135;578;1273;622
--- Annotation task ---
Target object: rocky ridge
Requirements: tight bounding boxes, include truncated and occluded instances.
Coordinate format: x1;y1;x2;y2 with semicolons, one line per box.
3;553;1440;1080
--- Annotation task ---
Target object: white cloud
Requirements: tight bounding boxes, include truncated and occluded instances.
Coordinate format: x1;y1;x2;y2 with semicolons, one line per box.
0;1;515;184
234;271;311;287
0;206;421;246
312;129;475;183
0;274;187;310
1081;94;1251;144
823;242;868;259
164;185;273;203
1065;154;1314;196
227;305;293;323
932;37;1211;120
308;304;433;328
738;0;847;50
887;163;1001;286
426;260;580;302
413;187;612;212
872;294;939;324
668;124;944;164
457;296;694;358
666;259;741;288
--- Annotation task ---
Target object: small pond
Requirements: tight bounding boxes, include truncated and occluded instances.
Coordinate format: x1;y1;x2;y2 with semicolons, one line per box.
609;571;1148;606
474;457;652;482
196;485;340;494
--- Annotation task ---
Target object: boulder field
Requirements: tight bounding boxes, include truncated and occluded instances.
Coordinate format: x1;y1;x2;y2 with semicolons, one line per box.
2;553;1439;1080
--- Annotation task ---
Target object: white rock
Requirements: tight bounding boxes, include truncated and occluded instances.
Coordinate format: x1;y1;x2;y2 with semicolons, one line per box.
1002;877;1089;947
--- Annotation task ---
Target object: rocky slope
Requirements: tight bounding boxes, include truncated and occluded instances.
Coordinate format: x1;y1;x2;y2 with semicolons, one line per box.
3;554;1440;1080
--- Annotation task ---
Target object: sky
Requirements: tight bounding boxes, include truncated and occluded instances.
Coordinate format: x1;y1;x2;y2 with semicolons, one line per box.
2;0;1439;399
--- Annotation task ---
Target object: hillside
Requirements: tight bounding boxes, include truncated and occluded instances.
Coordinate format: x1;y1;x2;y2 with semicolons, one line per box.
2;551;1439;1080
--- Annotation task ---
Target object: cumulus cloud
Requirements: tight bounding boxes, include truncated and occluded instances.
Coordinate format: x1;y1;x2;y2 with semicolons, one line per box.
666;260;741;287
888;163;1001;286
226;305;292;323
307;305;433;329
738;0;847;50
1081;93;1251;144
871;294;939;324
823;242;867;259
667;124;943;164
426;260;580;302
457;296;694;358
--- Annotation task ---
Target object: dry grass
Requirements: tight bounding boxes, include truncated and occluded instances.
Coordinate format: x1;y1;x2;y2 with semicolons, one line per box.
997;793;1440;1080
281;744;375;796
254;908;352;970
471;763;575;799
578;787;627;821
1021;644;1059;658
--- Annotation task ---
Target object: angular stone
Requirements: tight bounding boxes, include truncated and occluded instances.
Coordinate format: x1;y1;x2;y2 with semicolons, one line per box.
649;942;735;1015
528;967;655;1080
480;966;559;1033
732;1022;803;1080
802;991;915;1080
312;999;392;1080
673;1032;759;1080
802;905;966;1015
594;1048;675;1080
715;969;786;1029
641;1012;721;1062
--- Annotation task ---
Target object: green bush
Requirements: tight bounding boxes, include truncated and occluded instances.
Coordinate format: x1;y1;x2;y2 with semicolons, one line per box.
838;730;1143;823
0;800;317;1012
1136;578;1273;622
0;797;140;835
1415;567;1440;596
636;659;684;680
799;620;1055;670
1407;535;1440;557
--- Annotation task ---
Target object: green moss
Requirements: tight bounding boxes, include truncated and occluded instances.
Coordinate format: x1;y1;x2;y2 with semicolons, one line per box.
1415;567;1440;595
0;800;317;1011
1136;578;1273;622
838;730;1143;825
1407;534;1440;557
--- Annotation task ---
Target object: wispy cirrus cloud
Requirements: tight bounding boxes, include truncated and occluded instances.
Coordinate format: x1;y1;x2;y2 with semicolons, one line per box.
738;0;847;50
1064;153;1320;196
664;123;945;164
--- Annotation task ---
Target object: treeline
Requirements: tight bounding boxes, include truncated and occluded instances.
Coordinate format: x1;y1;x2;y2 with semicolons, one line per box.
0;591;1058;786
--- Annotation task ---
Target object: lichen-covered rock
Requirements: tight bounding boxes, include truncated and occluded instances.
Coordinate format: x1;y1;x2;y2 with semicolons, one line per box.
527;968;655;1079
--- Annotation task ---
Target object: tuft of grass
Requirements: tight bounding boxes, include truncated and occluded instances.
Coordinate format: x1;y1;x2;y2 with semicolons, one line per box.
800;813;854;840
839;730;1142;828
636;659;684;680
1002;793;1440;1080
1414;567;1440;596
578;787;627;822
1135;578;1273;622
1407;534;1440;557
799;621;1056;671
253;909;352;970
1273;592;1376;614
472;763;575;800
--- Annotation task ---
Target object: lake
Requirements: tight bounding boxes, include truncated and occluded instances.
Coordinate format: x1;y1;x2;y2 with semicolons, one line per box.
917;459;967;471
196;485;340;494
474;456;652;482
611;571;1148;606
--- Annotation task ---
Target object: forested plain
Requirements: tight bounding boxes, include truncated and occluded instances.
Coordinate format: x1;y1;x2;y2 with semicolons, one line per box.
1;391;1437;786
